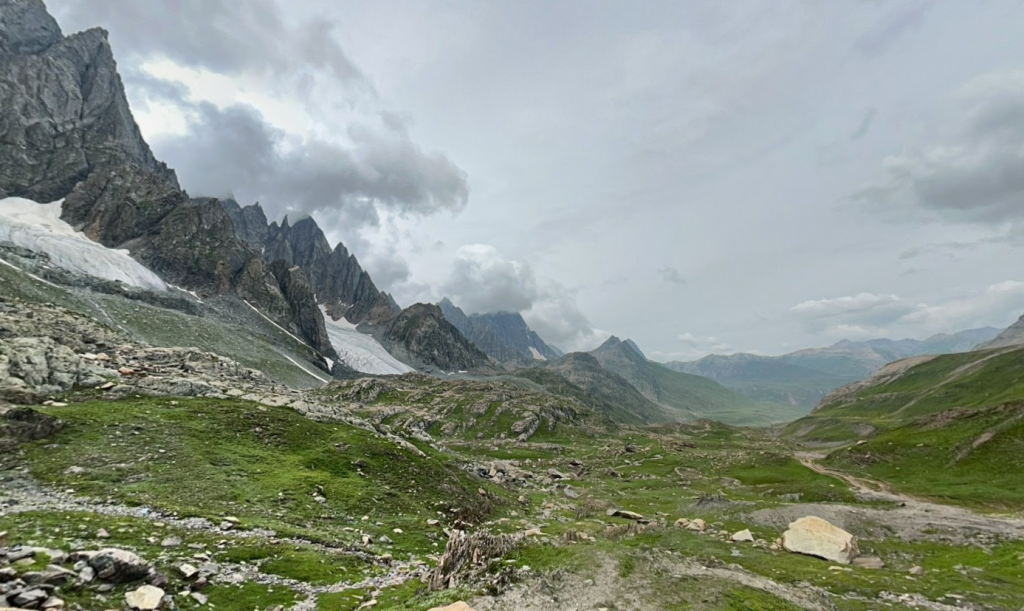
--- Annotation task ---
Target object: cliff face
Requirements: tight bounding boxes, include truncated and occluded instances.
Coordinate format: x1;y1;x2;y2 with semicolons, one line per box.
0;1;177;202
0;2;336;366
375;303;490;372
438;298;561;365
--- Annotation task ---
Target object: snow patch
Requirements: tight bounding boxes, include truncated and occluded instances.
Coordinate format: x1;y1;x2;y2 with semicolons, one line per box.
281;353;331;384
320;306;413;375
243;300;308;347
0;197;167;291
529;347;547;361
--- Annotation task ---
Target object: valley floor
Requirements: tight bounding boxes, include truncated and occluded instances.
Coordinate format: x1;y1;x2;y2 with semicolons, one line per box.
3;397;1024;611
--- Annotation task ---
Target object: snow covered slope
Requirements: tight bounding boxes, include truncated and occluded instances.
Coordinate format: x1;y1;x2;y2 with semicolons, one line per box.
0;197;167;291
321;306;414;375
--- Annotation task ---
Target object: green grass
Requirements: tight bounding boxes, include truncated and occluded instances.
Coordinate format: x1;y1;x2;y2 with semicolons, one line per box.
727;453;855;503
25;397;500;552
825;403;1024;509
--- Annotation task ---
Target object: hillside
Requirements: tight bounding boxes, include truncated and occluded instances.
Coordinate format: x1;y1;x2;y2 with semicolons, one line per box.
786;345;1024;507
592;338;806;426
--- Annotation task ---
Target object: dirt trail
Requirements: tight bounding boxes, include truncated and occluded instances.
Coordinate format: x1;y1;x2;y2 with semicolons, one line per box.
796;452;911;504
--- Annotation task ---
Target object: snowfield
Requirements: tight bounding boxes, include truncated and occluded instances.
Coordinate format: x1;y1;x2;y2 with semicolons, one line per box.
320;306;413;375
0;197;167;291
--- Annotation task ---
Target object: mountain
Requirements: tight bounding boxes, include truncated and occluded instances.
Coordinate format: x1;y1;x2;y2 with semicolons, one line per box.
664;327;1002;408
0;1;486;377
438;298;561;364
591;337;805;426
372;303;490;373
979;311;1024;349
785;344;1024;508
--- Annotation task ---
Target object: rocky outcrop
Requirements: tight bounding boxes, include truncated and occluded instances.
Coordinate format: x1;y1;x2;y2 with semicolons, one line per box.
438;298;561;365
375;304;490;372
0;407;63;451
980;312;1024;349
268;260;336;359
782;516;859;564
262;216;398;324
0;1;176;202
218;199;269;247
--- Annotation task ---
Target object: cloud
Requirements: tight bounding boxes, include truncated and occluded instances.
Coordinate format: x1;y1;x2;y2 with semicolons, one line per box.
854;69;1024;226
854;0;934;57
791;282;1024;339
658;267;686;286
51;0;368;88
850;107;878;141
676;333;731;352
441;245;607;352
442;245;538;314
151;101;469;226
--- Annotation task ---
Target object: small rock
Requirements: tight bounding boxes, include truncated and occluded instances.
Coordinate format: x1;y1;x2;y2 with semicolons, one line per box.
731;529;755;542
41;596;65;609
674;518;690;528
523;528;543;537
125;585;165;610
393;528;403;534
99;382;116;390
427;603;476;611
606;509;645;521
686;519;707;532
190;592;208;606
13;589;48;607
0;531;7;547
80;548;150;583
909;565;924;575
178;564;199;580
96;529;110;539
852;556;885;569
426;519;440;526
118;367;135;376
160;537;182;548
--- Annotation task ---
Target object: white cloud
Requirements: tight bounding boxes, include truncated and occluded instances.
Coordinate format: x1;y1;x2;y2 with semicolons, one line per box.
792;281;1024;340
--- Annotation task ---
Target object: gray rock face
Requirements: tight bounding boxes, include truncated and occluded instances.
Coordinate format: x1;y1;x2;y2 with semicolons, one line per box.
218;199;268;247
269;260;336;359
0;5;177;202
263;216;398;324
438;298;560;364
376;303;490;372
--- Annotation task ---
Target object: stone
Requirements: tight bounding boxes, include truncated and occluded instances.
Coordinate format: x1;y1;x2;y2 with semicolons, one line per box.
909;565;924;575
0;567;17;582
606;509;645;521
125;585;164;610
178;564;198;580
0;531;7;547
782;516;859;565
189;592;208;606
852;556;885;569
77;566;95;583
12;589;47;608
41;596;64;609
160;537;182;548
80;548;150;583
674;518;689;528
96;529;109;539
731;529;755;542
427;603;476;611
686;519;707;532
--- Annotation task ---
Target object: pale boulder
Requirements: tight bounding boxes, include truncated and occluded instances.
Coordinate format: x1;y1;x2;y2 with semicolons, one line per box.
782;516;859;564
125;585;164;610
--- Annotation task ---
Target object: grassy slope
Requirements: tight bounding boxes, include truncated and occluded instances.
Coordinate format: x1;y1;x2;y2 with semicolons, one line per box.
787;346;1024;508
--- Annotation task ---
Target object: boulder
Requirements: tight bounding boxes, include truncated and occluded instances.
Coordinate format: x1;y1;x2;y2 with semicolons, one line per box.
76;549;150;583
782;516;859;564
125;585;164;611
731;529;755;542
686;519;707;532
852;556;885;569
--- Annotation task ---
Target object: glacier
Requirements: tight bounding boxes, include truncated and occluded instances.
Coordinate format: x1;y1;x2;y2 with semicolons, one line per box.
0;197;167;291
321;306;414;375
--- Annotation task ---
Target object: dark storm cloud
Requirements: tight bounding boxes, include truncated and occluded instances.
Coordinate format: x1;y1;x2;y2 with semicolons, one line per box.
855;70;1024;226
152;101;469;224
50;0;368;86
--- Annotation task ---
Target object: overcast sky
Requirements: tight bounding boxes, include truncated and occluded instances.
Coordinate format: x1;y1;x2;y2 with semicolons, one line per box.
49;0;1024;359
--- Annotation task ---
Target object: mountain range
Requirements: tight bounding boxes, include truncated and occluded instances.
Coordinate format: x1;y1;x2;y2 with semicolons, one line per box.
439;298;562;365
663;327;1001;408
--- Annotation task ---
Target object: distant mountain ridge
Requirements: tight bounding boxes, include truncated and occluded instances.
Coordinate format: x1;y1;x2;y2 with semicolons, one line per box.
664;327;1002;408
438;298;562;365
980;312;1024;349
589;337;805;426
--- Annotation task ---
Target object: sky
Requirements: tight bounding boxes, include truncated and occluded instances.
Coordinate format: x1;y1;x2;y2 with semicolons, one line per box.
48;0;1024;360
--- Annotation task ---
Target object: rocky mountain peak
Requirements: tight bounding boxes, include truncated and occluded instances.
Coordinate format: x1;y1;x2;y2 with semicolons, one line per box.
437;297;561;364
0;0;62;58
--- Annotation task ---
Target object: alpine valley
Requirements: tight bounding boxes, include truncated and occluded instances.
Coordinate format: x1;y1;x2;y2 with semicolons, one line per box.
2;2;1024;611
